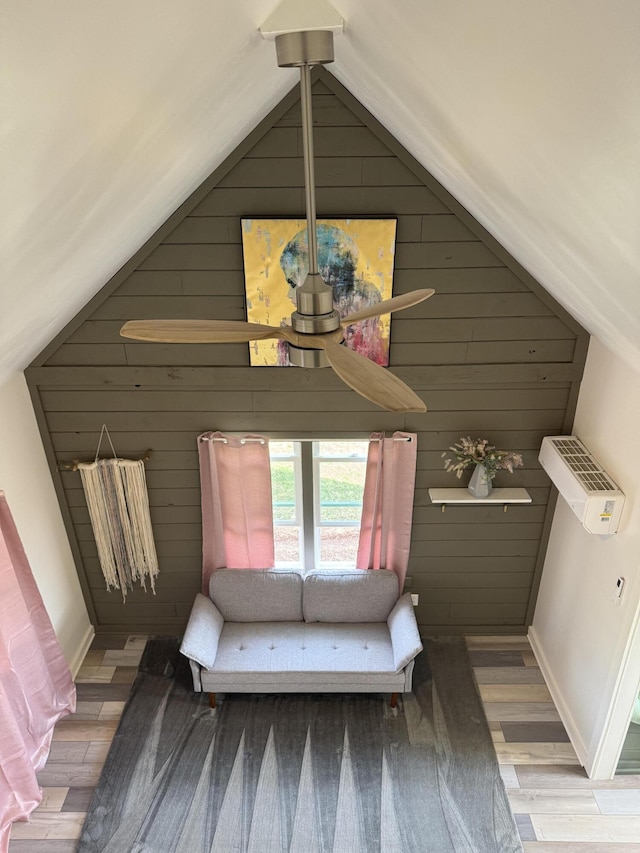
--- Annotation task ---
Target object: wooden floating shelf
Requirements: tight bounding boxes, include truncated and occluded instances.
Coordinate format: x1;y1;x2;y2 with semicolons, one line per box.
428;488;532;512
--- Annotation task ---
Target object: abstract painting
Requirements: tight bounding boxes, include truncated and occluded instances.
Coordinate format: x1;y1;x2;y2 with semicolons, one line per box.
241;219;397;366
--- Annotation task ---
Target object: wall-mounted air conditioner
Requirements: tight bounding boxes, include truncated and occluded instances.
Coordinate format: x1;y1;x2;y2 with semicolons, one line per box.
539;436;625;534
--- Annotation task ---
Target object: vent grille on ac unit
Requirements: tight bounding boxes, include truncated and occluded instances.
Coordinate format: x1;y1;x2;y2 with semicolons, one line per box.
548;437;617;492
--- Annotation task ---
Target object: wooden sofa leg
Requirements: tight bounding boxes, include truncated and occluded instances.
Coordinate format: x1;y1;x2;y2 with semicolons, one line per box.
208;692;217;709
390;692;398;708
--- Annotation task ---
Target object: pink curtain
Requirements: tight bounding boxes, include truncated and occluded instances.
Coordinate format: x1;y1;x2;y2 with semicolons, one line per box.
198;432;274;592
356;431;418;588
0;491;76;851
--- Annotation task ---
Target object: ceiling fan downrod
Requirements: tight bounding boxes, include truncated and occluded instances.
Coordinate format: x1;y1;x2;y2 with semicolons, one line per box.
275;30;341;367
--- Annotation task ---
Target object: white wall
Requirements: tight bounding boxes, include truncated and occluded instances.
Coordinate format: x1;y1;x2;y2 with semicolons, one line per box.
0;372;93;675
530;337;640;777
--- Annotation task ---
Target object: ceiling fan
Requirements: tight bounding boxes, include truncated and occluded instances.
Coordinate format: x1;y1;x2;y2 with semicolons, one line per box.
120;30;434;412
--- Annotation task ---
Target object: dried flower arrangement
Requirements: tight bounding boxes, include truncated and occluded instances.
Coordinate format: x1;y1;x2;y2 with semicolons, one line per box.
442;437;524;481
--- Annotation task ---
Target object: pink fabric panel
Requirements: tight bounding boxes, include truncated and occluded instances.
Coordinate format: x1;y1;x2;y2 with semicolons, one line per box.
0;492;76;851
198;433;227;590
356;431;417;588
199;433;274;592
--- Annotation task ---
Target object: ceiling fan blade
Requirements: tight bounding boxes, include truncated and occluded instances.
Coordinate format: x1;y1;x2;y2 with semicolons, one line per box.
323;339;426;413
120;319;285;344
341;288;435;327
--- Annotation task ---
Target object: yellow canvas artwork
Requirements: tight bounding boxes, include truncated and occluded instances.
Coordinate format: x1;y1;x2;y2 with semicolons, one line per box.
241;219;397;366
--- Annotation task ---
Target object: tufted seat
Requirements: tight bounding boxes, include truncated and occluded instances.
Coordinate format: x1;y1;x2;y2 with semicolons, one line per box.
210;622;396;687
180;569;423;702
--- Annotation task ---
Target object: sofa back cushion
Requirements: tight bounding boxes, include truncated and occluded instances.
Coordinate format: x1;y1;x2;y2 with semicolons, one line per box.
209;569;303;622
303;570;399;623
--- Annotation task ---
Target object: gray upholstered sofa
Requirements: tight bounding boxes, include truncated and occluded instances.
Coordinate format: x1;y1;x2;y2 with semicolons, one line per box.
180;568;423;707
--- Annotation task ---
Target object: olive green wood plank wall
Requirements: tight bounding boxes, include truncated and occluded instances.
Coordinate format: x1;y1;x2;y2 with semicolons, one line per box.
26;71;589;635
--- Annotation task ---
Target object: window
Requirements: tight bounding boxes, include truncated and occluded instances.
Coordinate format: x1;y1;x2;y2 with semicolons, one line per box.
269;440;368;571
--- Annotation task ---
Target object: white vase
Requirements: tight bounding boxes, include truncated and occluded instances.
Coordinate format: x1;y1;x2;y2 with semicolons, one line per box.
468;463;492;498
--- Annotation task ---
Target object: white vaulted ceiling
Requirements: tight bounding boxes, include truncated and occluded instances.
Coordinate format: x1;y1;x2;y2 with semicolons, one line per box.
2;0;639;384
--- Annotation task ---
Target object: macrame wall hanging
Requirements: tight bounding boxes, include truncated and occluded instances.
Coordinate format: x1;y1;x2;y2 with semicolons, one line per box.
76;426;158;600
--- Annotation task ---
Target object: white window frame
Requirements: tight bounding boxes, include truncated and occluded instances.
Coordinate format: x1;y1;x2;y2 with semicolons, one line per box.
311;442;368;570
269;439;368;572
269;441;304;569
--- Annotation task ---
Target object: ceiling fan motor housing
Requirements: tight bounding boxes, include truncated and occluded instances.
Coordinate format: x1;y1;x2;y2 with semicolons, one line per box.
288;344;330;368
291;273;340;333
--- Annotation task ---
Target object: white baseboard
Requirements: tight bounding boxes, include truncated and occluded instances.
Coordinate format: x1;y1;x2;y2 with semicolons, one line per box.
67;624;95;679
528;625;589;768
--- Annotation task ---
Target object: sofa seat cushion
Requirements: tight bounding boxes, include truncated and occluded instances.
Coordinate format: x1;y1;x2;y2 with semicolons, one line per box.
209;569;303;622
303;570;399;622
208;622;397;682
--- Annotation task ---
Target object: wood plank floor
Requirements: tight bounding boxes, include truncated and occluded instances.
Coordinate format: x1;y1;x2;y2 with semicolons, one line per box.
7;635;640;851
